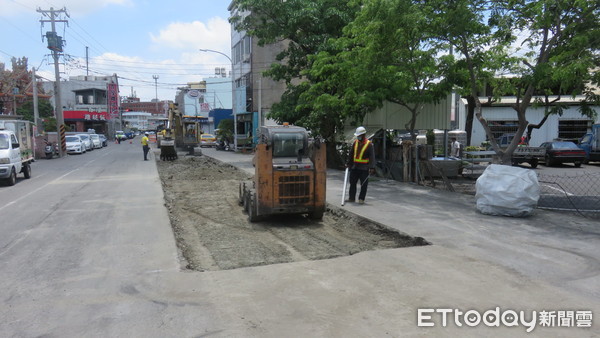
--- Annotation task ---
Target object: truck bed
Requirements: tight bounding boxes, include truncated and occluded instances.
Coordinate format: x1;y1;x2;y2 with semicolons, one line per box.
512;146;546;158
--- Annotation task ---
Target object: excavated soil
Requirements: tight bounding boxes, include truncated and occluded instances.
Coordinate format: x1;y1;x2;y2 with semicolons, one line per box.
157;155;428;271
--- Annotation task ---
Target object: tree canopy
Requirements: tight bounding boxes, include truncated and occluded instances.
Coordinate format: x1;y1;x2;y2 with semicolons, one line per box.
231;0;600;164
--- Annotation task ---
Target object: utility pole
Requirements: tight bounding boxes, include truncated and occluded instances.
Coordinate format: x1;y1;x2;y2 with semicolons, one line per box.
32;67;41;134
153;75;159;113
12;85;17;115
86;46;89;76
37;6;69;157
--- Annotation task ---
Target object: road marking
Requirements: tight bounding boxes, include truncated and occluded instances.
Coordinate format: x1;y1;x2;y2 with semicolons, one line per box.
541;184;574;196
0;168;82;212
0;149;120;212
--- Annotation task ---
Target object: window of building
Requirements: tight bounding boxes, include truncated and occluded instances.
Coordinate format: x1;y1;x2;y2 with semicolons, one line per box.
487;120;519;142
244;36;251;56
558;120;592;143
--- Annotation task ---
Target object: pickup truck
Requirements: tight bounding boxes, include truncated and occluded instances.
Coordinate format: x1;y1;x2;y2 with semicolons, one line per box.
511;146;546;168
0;119;34;186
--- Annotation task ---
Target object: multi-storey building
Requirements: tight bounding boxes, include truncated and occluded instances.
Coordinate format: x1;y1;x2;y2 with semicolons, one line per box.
228;2;286;147
42;74;120;136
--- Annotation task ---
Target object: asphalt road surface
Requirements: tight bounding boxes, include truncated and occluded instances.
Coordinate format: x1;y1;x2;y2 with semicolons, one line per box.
0;141;188;336
1;142;598;337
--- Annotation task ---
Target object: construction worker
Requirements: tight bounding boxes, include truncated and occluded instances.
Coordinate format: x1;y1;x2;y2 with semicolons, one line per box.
347;126;376;204
141;132;150;161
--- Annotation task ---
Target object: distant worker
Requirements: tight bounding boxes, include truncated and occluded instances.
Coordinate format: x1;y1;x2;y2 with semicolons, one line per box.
518;134;528;146
141;132;150;161
346;126;376;204
450;137;461;158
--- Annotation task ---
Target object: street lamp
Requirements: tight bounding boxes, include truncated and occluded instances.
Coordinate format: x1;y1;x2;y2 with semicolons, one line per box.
199;48;236;151
152;75;159;113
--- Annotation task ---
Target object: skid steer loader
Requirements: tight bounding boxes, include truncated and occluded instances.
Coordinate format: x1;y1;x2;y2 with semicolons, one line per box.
239;124;326;222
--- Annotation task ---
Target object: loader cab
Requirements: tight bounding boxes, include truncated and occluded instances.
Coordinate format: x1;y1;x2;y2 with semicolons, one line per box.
272;132;307;158
260;125;309;164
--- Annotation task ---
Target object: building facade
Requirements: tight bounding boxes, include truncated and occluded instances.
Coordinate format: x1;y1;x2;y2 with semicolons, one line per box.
228;2;285;147
204;68;233;110
42;74;120;136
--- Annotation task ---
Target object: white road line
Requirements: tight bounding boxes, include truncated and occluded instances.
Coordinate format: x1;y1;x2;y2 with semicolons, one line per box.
541;184;574;196
0;150;119;212
0;167;82;212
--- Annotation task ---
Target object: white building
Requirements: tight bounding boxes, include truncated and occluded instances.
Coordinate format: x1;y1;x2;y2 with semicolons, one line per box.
122;111;152;131
456;95;600;147
204;68;233;110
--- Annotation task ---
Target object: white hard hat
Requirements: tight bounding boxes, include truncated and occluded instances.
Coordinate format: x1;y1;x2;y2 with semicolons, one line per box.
354;126;367;137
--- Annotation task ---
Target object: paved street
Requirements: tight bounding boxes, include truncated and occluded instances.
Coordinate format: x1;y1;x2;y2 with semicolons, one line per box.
0;142;598;337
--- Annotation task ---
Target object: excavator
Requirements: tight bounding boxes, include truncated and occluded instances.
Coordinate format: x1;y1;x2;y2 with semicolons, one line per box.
160;103;201;160
239;124;326;222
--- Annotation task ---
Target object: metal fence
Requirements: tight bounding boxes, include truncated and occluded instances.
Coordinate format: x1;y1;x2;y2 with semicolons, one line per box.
538;172;600;219
421;166;600;219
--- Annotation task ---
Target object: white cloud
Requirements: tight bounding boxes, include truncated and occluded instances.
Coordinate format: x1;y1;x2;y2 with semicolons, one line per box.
0;0;133;17
150;17;231;53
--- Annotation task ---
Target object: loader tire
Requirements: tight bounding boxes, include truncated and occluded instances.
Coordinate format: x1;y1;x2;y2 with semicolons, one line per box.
308;210;324;220
238;182;245;206
248;192;262;222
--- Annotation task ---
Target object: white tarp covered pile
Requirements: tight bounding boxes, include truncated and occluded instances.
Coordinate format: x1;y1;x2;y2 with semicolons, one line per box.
475;164;540;217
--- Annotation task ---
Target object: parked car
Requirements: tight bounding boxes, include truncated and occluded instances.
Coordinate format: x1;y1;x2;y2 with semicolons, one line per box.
66;135;86;154
98;134;108;147
77;134;93;151
497;133;516;148
90;134;102;149
540;141;586;167
200;133;217;147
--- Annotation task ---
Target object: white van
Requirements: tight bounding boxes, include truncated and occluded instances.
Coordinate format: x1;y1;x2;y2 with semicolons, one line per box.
0;119;34;186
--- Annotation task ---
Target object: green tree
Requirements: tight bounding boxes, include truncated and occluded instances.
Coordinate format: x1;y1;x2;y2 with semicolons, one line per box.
231;0;358;84
230;0;360;166
297;0;453;166
216;119;234;143
428;0;600;163
15;99;54;123
328;0;452;140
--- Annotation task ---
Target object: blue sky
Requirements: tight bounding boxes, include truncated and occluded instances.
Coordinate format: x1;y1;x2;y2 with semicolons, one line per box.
0;0;233;101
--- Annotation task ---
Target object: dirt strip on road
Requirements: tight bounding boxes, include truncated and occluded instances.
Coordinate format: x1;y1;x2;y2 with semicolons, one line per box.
156;155;428;271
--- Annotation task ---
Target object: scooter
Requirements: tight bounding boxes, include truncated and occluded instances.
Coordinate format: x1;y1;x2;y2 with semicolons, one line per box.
44;141;58;159
216;139;230;151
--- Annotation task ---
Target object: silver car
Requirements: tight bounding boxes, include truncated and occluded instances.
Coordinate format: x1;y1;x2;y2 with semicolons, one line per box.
90;134;103;149
77;134;93;151
66;135;86;154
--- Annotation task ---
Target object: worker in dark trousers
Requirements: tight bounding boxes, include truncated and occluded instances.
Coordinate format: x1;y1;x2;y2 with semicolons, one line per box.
346;126;376;204
141;132;150;161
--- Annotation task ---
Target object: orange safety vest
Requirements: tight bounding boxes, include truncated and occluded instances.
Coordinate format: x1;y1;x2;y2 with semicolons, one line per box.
353;139;371;164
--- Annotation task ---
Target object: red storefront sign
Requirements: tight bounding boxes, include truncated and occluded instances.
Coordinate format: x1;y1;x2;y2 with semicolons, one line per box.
107;83;120;119
64;110;108;121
